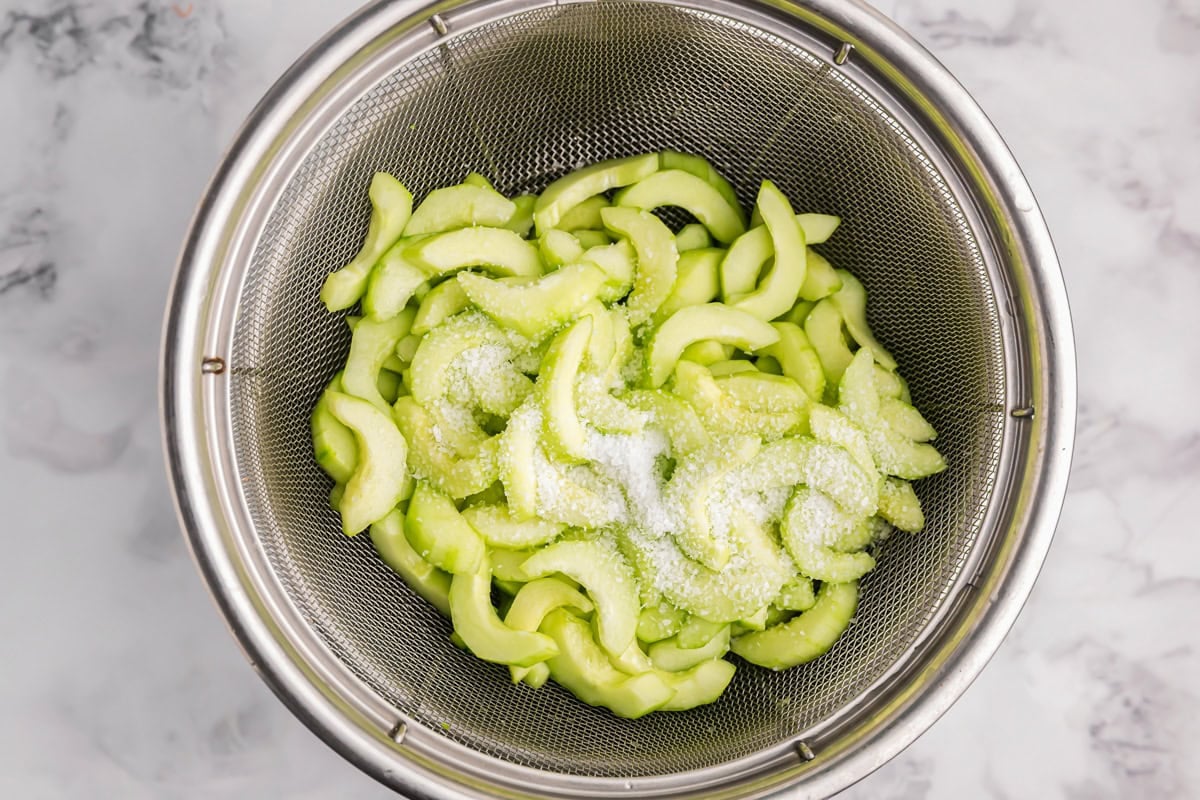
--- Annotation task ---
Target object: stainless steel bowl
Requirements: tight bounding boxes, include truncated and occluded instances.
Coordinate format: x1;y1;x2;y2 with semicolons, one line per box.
161;0;1075;797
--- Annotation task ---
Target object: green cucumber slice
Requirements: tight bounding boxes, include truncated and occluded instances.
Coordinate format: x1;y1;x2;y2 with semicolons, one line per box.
405;184;516;236
645;303;780;388
728;181;807;321
320;173;413;311
458;263;608;341
449;555;558;668
731;581;858;670
325;391;410;535
405;481;486;574
406;227;543;278
615;169;746;244
369;509;452;617
600;206;679;326
534;153;659;234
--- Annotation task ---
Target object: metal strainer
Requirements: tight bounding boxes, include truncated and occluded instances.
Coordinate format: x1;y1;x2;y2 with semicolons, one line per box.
161;0;1074;797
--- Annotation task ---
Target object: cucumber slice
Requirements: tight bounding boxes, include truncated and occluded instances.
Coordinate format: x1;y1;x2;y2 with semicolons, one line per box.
498;401;540;519
809;404;876;476
839;349;946;479
675;223;713;253
393;397;500;499
731;581;859;670
878;477;925;533
760;321;825;402
521;539;640;661
501;194;537;238
534;153;660;234
540;609;673;719
735;606;770;632
449;555;559;668
539;229;584;269
654;248;723;323
659;151;743;217
406;227;543;278
649;626;730;672
537;317;593;463
722;219;842;302
831;270;896;370
874;365;911;403
737;436;878;518
672;361;806;440
659;658;737;711
714;372;810;414
679;340;733;365
312;374;357;484
363;241;429;320
369;509;452;617
405;184;516;236
325;391;410;535
458;263;608;341
320;173;413;311
775;577;817;612
624;389;712;455
795;213;841;244
805;298;854;391
645;303;780;388
780;300;816;327
579;239;636;303
676;615;728;650
463;503;565;549
637;602;687;643
781;488;876;583
729;181;807;321
755;355;783;375
665;437;761;570
799;248;843;301
621;513;791;623
411;279;469;335
615;169;746;244
600;206;679;326
462;172;494;190
342;309;416;412
573;229;612;249
505;577;595;684
405;482;486;574
556;195;610;232
707;359;758;377
880;396;937;442
409;312;508;406
720;225;773;299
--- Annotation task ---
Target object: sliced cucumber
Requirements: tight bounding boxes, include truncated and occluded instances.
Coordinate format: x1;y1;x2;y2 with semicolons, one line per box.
537;317;593;463
675;223;713;253
654;248;723;323
463;503;565;549
369;509;451;617
406;227;543;278
449;555;559;668
731;581;858;670
600;206;679;327
325;391;409;535
458;263;608;341
320;173;412;311
405;183;516;236
729;181;807;321
534;153;659;234
615;169;746;244
645;303;780;388
405;481;486;574
521;539;640;661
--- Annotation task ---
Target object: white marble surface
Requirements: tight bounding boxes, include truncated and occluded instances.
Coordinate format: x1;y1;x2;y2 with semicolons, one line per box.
1;0;1197;797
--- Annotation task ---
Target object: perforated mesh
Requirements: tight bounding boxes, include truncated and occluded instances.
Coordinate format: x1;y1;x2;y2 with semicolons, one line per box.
228;2;1004;779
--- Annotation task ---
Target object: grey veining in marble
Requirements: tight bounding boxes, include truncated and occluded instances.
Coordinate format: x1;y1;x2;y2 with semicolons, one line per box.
1;0;1197;798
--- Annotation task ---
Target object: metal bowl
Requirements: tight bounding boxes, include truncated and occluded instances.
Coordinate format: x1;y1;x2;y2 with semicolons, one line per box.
161;0;1075;797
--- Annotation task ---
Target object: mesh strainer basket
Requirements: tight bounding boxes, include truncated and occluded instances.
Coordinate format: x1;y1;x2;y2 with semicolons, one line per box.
161;0;1075;797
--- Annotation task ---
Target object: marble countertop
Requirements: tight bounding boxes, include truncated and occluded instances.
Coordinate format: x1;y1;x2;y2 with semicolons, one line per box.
2;0;1197;797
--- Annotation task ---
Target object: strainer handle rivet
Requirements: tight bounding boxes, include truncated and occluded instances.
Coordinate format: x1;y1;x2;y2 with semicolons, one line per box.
795;741;816;762
834;42;854;65
430;14;448;36
389;721;408;744
1011;406;1035;418
200;356;225;375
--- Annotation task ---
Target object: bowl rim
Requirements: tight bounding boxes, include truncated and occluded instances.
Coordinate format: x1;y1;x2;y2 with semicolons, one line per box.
160;0;1076;797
